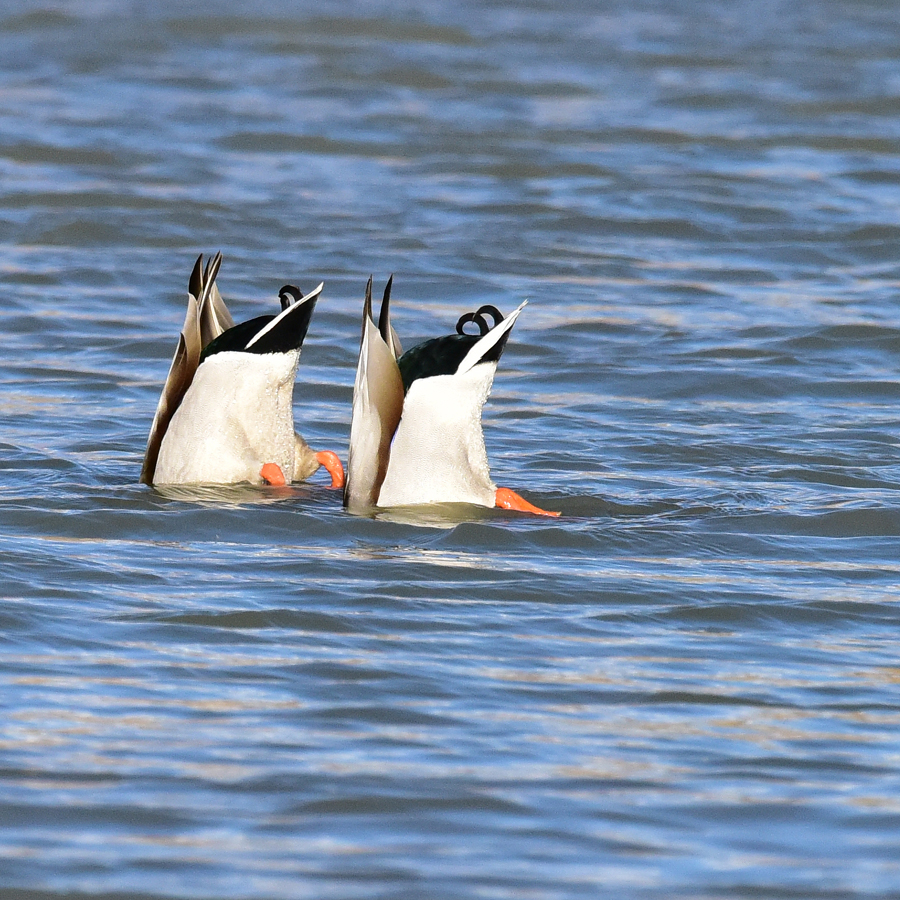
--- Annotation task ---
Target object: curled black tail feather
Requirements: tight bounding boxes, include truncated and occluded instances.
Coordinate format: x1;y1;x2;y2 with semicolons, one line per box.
456;304;503;336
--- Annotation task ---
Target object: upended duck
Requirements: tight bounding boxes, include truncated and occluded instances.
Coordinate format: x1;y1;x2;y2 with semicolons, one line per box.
140;253;344;489
343;276;559;516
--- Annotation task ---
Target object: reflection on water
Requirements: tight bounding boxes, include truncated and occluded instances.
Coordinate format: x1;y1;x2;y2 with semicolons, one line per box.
370;502;502;529
151;482;311;506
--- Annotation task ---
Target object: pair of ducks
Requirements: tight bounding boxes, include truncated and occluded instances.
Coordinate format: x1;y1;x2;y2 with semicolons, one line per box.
140;253;559;518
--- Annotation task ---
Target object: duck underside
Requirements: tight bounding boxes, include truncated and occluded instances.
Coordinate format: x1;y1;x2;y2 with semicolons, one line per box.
153;351;300;486
376;365;497;508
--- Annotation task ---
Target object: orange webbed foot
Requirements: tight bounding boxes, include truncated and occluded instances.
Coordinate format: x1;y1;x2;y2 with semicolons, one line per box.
495;487;560;517
259;462;287;486
315;450;345;489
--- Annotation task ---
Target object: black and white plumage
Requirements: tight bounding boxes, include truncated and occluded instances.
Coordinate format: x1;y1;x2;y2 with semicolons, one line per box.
141;253;343;489
343;277;557;516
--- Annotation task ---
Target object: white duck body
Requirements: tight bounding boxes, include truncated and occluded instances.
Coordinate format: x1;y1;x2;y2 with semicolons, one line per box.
376;362;498;507
153;349;300;485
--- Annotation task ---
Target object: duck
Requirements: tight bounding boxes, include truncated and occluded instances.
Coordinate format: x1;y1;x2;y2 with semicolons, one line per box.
140;252;344;489
343;276;558;516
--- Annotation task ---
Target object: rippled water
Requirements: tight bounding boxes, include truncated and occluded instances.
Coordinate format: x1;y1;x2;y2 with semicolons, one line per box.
2;1;900;898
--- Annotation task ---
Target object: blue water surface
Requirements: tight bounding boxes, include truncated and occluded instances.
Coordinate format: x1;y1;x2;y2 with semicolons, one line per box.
1;1;900;898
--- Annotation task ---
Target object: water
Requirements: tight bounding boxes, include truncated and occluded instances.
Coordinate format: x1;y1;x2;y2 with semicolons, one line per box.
2;1;900;897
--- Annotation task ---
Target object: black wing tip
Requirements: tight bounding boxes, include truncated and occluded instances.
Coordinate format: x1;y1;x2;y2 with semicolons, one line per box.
189;250;224;301
364;275;373;316
245;292;319;355
199;296;318;360
378;275;394;344
189;253;204;299
481;325;513;365
255;297;319;353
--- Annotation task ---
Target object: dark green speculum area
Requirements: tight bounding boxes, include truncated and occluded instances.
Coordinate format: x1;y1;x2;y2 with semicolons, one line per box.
397;334;480;393
397;325;511;393
200;316;273;361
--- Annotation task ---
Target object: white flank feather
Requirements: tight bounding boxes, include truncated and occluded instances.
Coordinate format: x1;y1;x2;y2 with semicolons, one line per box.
377;363;498;508
153;350;300;484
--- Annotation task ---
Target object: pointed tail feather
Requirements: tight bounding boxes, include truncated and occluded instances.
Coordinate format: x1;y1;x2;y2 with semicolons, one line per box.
197;252;234;348
344;278;404;511
141;293;202;484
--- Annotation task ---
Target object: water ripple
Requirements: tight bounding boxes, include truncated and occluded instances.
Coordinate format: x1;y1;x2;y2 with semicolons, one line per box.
2;1;900;898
